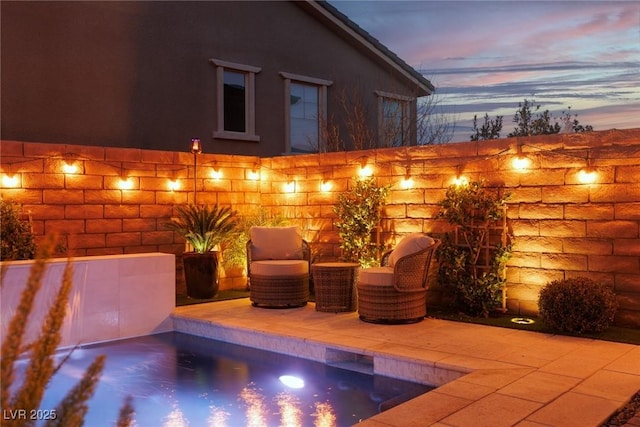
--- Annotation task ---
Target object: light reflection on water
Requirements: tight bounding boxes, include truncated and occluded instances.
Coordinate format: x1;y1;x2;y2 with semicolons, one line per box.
23;332;431;426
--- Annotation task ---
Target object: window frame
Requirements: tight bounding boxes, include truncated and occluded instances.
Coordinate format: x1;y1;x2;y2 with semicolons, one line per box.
280;72;332;154
376;90;413;147
210;58;261;142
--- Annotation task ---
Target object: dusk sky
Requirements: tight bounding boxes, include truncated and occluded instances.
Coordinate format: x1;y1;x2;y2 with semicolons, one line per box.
330;0;640;142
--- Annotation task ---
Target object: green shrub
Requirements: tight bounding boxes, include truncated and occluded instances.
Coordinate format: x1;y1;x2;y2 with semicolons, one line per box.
538;277;618;334
334;177;390;268
436;180;511;317
1;200;37;260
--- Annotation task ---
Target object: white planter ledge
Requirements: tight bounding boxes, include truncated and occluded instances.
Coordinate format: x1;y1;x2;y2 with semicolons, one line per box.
1;252;175;348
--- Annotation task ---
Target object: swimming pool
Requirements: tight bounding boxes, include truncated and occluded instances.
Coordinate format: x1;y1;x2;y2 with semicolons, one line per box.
29;332;433;426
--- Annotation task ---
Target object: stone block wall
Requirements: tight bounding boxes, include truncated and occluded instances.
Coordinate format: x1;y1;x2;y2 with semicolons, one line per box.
2;128;639;327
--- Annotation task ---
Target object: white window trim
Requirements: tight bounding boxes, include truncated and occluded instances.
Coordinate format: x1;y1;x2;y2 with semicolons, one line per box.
210;58;261;142
280;72;333;153
375;90;414;146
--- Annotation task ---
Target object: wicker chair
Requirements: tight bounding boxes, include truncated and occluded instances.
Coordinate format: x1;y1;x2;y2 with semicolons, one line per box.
247;226;310;308
357;234;440;324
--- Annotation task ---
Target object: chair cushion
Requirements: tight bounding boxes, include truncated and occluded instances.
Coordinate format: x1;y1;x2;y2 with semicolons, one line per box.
358;266;394;287
250;226;303;260
388;233;435;267
251;260;308;276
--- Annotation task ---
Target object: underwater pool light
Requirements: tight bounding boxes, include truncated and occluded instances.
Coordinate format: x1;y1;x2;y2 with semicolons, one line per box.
279;375;304;389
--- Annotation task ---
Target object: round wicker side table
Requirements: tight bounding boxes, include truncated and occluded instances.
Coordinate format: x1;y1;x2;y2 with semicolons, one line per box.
311;262;360;312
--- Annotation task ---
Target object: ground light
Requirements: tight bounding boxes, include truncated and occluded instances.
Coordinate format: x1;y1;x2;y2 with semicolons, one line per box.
511;317;535;325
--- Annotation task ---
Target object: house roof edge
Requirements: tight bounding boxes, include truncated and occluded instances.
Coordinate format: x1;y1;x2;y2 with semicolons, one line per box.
298;0;434;96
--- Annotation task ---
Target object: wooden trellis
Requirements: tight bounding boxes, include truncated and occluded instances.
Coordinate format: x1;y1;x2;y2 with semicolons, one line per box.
453;206;509;312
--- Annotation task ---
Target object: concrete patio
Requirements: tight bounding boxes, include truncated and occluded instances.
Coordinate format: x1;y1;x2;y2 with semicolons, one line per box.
173;299;640;426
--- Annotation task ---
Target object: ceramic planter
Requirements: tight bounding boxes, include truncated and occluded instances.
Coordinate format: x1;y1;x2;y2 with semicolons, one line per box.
182;251;219;299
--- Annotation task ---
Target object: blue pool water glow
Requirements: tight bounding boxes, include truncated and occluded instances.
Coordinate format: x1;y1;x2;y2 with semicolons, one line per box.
21;332;433;426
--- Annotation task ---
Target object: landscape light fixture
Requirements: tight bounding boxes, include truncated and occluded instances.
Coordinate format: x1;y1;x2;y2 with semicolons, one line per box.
190;138;202;203
511;317;535;325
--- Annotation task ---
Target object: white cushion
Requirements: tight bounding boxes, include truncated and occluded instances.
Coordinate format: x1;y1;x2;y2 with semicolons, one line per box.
358;266;394;287
388;233;435;267
251;260;308;276
250;226;303;260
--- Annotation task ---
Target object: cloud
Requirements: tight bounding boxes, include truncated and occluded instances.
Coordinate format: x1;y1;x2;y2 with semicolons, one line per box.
329;0;640;142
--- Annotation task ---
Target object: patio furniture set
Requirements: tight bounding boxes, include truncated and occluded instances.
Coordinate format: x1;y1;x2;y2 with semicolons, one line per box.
246;226;440;324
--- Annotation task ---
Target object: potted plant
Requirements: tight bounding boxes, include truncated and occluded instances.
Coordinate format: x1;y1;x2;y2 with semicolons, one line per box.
333;177;390;268
167;204;237;299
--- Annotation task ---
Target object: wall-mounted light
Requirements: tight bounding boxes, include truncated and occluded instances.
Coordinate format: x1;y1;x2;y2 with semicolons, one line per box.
578;152;598;184
210;164;223;180
2;173;19;188
320;180;333;192
451;165;468;187
118;177;134;190
511;144;531;171
247;166;260;181
284;180;296;193
62;161;79;174
358;164;373;178
400;175;414;189
578;167;598;184
400;165;414;189
452;175;468;187
167;179;180;191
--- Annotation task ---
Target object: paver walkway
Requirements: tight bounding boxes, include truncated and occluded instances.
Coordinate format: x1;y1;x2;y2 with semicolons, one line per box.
173;300;640;426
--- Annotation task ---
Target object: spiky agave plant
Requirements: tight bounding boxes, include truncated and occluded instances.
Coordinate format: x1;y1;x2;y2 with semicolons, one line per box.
167;204;238;253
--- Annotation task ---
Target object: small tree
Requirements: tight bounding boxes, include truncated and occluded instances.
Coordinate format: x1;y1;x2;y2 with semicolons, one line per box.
333;177;390;268
508;99;593;137
317;84;453;152
470;99;593;141
415;91;455;145
470;113;503;141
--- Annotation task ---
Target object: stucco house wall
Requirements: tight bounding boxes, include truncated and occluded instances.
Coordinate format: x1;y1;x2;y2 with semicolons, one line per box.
1;1;431;157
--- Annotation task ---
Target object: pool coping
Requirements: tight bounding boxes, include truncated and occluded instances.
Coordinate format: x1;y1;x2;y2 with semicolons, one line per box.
172;299;640;426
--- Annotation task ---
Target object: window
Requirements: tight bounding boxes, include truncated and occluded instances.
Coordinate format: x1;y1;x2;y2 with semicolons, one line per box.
280;72;332;153
210;59;261;141
223;70;246;133
376;91;412;147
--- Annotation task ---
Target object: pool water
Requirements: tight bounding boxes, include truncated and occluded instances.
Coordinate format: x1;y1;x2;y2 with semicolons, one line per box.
30;332;432;426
